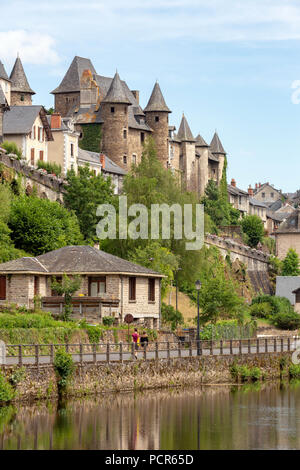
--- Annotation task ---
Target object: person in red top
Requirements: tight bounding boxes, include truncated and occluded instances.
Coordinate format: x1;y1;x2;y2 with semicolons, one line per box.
132;328;139;359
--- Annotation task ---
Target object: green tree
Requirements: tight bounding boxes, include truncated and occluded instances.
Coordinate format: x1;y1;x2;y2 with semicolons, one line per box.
64;165;114;242
8;195;83;255
51;274;81;321
161;303;184;331
201;179;240;227
281;248;300;276
241;214;264;248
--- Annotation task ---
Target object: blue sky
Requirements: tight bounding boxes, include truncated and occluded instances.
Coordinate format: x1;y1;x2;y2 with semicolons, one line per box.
2;0;300;192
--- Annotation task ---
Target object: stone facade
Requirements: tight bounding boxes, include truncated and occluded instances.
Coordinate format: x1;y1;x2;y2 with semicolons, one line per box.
10;92;32;106
144;111;169;165
275;233;300;260
101;103;131;170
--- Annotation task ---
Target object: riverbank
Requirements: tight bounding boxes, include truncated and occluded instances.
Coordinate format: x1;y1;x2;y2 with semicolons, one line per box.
0;352;295;403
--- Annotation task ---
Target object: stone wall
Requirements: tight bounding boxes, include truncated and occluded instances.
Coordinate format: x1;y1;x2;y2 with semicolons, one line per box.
144;111;169;164
0;352;292;402
0;152;65;202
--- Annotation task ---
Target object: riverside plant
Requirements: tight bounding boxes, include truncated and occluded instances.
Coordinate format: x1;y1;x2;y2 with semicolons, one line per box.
54;349;75;392
230;364;263;383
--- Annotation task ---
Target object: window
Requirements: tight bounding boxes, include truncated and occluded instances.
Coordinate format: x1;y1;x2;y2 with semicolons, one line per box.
271;193;274;198
262;193;265;198
111;107;115;113
20;95;24;102
296;291;300;303
0;276;6;300
141;132;145;143
155;116;159;122
148;278;155;302
123;155;127;165
132;154;136;165
129;277;136;301
89;277;106;296
123;129;127;139
70;143;74;157
31;126;36;140
39;151;44;161
30;148;35;166
38;127;41;141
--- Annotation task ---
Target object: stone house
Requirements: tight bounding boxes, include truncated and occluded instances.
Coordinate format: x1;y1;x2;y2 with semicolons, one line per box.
274;209;300;259
253;182;283;205
228;179;250;216
249;197;267;227
0;246;163;328
51;56;226;196
47;113;79;175
276;276;300;314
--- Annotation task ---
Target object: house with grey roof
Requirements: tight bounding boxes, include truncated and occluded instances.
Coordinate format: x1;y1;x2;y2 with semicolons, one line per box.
0;245;164;328
274;208;300;260
253;182;283;206
276;276;300;314
47;113;79;175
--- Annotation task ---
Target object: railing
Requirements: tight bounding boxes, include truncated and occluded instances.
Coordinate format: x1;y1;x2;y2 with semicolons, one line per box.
2;336;300;366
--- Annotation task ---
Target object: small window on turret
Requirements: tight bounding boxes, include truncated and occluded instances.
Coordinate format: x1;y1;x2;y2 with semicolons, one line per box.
155;116;159;122
141;132;145;143
20;95;24;102
111;107;115;113
123;156;127;165
123;130;127;139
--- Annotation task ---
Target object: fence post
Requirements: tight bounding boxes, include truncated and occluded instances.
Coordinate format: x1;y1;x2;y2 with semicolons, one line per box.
230;340;233;355
274;338;277;353
35;344;39;367
248;339;251;354
106;343;110;363
257;339;259;354
93;343;97;363
79;344;83;364
50;344;54;364
119;342;123;363
288;338;291;352
210;340;214;356
199;340;202;356
239;339;242;355
66;343;69;353
189;341;192;357
178;341;181;358
155;342;159;361
131;342;135;360
167;341;170;361
143;343;146;361
220;340;223;355
265;338;268;353
281;338;284;353
18;345;22;366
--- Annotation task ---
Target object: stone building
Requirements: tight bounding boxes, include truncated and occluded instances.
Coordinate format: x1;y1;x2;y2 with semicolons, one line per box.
47;113;79;175
252;182;283;205
51;56;227;196
9;56;35;106
274;209;300;259
0;245;163;327
0;61;10;143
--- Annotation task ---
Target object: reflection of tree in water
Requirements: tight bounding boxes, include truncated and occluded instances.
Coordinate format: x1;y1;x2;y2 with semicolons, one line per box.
1;382;300;449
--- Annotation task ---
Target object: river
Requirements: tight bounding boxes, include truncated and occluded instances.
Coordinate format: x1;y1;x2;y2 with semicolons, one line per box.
1;382;300;450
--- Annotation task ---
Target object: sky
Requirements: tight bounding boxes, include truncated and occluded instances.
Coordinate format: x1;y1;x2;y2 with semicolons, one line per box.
2;0;300;192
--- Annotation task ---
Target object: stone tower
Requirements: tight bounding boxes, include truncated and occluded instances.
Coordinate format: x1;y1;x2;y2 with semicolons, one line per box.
144;82;170;166
101;72;131;170
177;114;196;191
9;56;35;106
195;133;209;197
210;131;226;184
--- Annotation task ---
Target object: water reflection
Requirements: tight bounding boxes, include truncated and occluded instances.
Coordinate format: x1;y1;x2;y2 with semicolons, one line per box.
1;382;300;450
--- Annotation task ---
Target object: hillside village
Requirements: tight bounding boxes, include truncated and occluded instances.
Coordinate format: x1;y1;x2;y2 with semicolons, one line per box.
1;55;300;330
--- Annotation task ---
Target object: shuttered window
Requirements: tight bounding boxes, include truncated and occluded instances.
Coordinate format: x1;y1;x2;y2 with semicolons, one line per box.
129;277;136;301
148;278;155;302
39;151;44;161
0;276;6;300
31;148;35;165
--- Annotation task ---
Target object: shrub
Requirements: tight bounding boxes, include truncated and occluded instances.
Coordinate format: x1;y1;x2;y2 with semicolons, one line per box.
0;372;15;403
85;325;102;343
37;160;62;176
288;364;300;379
54;349;75;390
102;317;114;327
249;302;272;319
271;311;300;330
0;312;75;329
1;141;22;159
230;364;263;382
161;303;184;331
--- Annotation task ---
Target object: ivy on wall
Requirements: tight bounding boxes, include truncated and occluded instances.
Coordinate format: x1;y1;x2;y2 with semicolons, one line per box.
79;124;102;153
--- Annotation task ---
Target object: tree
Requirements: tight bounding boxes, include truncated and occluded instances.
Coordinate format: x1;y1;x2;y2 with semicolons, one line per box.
64;165;114;242
51;274;81;321
241;214;264;248
161;303;184;331
201;179;240;228
8;195;83;255
281;248;300;276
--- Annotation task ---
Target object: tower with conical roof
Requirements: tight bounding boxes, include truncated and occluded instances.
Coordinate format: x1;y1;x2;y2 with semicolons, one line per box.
9;56;35;106
210;131;226;184
0;60;11;106
177;113;197;191
101;71;131;169
195;133;210;196
144;81;171;165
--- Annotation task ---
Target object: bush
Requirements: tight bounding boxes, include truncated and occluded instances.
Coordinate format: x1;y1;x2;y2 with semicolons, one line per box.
102;317;115;327
85;325;102;343
230;364;263;382
54;349;75;390
37;160;62;176
271;311;300;330
288;364;300;379
0;312;75;329
0;372;15;403
1;141;22;159
161;303;184;331
249;302;272;319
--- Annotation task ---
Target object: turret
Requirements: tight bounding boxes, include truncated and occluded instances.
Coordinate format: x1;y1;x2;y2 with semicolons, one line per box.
177;113;196;192
9;56;35;106
195;133;209;196
144;82;170;165
210;131;226;184
0;61;11;106
100;71;131;169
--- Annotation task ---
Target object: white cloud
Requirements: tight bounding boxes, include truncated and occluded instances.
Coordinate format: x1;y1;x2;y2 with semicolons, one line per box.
0;30;60;65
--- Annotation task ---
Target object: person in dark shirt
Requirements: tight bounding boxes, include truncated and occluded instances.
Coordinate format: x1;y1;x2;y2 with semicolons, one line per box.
140;331;149;350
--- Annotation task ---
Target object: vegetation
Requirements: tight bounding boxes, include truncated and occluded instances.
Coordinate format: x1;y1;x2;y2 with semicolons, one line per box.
281;248;300;276
78;123;102;153
8;195;83;255
197;319;256;340
241;215;264;248
201;179;240;228
64;165;114;242
0;372;15;403
1;141;22;159
250;294;300;330
54;349;75;390
51;274;81;321
230;364;263;382
37;160;62;177
288;364;300;379
161;303;184;331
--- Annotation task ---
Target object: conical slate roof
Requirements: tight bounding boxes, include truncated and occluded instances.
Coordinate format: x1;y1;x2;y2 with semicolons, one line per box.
51;56;96;94
195;133;208;147
177;114;195;142
0;61;10;81
0;86;8;107
102;72;131;104
210;131;226;154
144;82;171;113
10;57;35;94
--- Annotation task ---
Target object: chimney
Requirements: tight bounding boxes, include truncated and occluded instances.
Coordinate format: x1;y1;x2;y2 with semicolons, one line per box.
259;182;261;188
248;185;254;196
255;183;258;190
100;153;105;169
131;90;139;104
50;112;61;129
231;178;236;187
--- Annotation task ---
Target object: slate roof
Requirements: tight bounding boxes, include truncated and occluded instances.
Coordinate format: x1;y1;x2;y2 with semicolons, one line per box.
144;82;171;113
266;210;286;222
0;61;10;81
78;148;126;175
253;182;282;196
102;72;131;105
10;57;35;94
210;132;226;154
177;114;195;142
0;246;163;276
249;197;268;208
51;56;97;94
195;134;208;147
274;209;300;233
227;184;248;196
208;150;219;162
3;105;42;134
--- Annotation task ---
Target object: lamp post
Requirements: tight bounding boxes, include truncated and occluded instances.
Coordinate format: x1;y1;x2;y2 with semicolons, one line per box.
195;280;202;356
